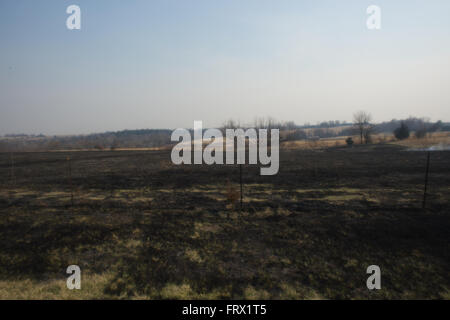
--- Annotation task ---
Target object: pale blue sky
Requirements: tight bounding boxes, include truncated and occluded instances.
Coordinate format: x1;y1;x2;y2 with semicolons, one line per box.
1;0;449;135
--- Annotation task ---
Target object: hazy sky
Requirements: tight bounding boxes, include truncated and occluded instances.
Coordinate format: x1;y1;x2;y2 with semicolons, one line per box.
1;0;449;135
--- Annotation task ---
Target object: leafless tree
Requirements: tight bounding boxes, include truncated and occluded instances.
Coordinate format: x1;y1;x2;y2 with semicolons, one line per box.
222;119;239;130
353;111;373;144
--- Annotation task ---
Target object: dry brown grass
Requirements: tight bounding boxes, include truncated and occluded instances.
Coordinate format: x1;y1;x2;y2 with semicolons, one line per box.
281;132;450;150
0;273;115;300
390;131;450;149
282;137;350;150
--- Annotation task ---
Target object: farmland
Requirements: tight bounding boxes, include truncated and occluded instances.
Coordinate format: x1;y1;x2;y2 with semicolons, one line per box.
0;144;449;299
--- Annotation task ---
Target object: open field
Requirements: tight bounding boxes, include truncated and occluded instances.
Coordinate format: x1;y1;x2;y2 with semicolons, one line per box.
282;132;450;150
0;144;449;299
391;132;450;149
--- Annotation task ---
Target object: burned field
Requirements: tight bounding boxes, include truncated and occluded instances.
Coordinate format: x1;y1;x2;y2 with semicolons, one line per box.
0;144;449;299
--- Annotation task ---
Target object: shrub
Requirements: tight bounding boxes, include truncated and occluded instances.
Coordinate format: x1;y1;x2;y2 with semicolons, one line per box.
345;137;354;146
415;128;427;139
225;180;240;210
394;122;410;140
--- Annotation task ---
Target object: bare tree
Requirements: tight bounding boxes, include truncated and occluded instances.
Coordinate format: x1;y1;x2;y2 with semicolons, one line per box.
222;119;239;129
253;117;266;129
353;111;372;144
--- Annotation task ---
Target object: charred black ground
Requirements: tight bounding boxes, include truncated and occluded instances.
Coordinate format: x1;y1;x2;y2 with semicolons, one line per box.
0;144;449;299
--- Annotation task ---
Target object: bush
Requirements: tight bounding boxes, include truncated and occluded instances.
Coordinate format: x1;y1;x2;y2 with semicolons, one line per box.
415;128;427;139
345;137;354;146
394;122;410;140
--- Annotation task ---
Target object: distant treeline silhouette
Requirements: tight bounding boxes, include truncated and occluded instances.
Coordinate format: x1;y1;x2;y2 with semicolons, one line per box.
0;117;447;152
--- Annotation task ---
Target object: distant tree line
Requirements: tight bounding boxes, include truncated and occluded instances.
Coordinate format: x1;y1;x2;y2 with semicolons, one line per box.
0;117;448;152
376;117;444;135
0;129;172;152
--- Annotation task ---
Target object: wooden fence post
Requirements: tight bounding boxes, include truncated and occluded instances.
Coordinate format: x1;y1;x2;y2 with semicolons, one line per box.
239;164;243;212
422;151;430;209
